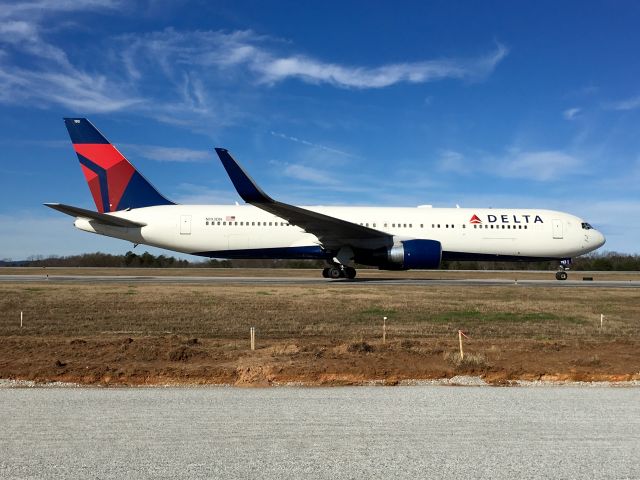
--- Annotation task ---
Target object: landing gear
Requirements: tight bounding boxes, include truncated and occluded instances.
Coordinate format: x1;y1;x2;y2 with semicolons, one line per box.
556;258;571;281
321;265;357;279
345;267;357;279
329;266;342;279
555;271;568;281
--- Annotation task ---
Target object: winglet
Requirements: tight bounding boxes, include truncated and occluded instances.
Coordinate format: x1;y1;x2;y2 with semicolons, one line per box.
215;148;273;204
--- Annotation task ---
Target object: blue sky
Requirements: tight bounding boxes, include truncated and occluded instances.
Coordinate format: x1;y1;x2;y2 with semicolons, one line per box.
1;0;639;259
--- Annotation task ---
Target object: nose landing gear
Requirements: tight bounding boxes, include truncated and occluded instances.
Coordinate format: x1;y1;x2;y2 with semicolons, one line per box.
555;258;571;281
322;265;357;279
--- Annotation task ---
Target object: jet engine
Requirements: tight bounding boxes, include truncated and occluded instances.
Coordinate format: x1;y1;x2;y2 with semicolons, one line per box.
385;239;442;270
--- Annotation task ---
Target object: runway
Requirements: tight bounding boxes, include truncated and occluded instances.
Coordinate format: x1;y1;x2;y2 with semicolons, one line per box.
1;274;639;288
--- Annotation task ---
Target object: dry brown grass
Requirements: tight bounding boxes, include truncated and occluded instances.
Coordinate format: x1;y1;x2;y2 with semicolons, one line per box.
1;282;638;341
0;280;638;384
443;351;490;368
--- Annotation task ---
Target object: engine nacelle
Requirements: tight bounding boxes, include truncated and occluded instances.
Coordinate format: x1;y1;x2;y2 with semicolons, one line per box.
387;239;442;270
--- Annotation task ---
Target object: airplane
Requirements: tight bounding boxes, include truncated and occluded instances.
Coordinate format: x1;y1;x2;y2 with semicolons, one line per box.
46;118;606;281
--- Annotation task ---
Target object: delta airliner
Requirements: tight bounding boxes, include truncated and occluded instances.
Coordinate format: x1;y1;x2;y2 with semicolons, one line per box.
46;118;605;280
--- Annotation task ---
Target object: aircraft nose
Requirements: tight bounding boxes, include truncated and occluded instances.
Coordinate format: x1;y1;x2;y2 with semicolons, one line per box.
593;230;606;248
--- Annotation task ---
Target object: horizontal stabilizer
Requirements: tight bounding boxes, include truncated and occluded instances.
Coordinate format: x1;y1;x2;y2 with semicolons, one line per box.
44;203;146;228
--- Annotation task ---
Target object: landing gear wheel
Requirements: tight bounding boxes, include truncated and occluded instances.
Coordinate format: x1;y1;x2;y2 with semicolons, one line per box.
345;267;357;279
329;267;342;279
555;271;568;281
322;267;330;278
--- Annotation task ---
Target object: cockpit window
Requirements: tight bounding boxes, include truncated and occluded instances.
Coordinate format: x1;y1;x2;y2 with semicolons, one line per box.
581;222;593;230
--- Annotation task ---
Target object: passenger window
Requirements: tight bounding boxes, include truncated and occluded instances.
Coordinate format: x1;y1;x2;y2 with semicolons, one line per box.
420;224;423;228
206;221;209;225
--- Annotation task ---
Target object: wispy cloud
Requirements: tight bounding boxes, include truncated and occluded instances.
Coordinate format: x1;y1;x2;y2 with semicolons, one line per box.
171;184;237;205
282;163;339;185
604;94;640;111
564;84;598;99
500;150;582;181
253;42;509;88
0;1;141;113
563;107;581;120
435;147;583;182
0;0;122;20
437;149;468;174
121;144;211;162
270;131;356;158
0;2;508;123
121;29;507;89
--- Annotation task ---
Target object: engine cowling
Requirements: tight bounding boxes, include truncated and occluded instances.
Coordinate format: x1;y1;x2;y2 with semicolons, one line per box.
387;239;442;270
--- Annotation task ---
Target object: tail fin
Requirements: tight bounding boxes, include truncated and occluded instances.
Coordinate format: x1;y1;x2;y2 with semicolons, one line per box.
63;118;174;212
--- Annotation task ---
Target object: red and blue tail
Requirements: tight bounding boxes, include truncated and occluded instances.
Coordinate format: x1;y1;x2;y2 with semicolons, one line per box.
63;118;174;212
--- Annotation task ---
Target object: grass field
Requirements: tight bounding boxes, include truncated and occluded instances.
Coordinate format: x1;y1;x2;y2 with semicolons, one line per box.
1;271;639;385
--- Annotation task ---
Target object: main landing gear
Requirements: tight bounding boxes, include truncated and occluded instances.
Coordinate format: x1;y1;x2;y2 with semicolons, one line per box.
555;258;571;281
322;265;357;279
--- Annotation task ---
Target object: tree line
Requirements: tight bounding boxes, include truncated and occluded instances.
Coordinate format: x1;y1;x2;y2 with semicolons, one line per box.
1;251;639;271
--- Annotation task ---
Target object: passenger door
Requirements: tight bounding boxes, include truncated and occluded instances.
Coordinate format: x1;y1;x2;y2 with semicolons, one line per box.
552;219;563;239
180;215;192;235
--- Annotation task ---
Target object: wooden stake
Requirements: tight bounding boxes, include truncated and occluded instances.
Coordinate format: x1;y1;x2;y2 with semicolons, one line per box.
600;314;604;329
250;327;255;350
458;330;464;360
20;311;23;328
383;316;387;344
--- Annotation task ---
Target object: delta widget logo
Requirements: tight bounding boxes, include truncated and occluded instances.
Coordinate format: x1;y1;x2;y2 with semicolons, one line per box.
469;214;482;224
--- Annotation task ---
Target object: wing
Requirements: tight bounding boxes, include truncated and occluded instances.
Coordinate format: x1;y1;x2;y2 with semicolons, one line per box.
214;148;392;250
44;203;147;228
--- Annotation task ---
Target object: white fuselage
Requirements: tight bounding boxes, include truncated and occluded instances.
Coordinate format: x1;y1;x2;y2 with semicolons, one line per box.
73;204;605;262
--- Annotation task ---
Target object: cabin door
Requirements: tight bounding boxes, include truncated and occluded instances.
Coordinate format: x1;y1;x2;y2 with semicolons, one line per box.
180;215;192;235
552;219;563;239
